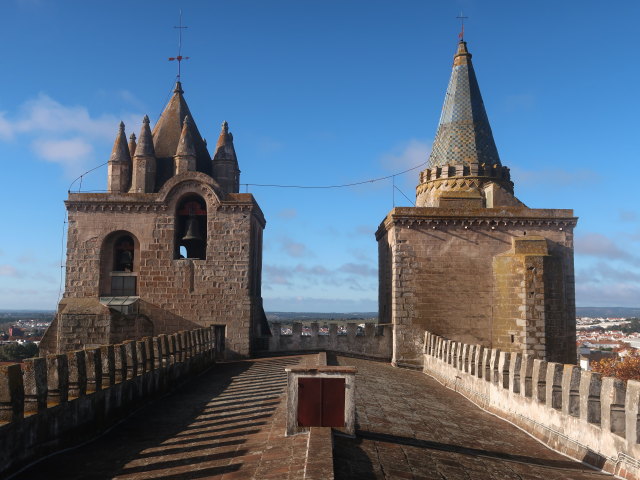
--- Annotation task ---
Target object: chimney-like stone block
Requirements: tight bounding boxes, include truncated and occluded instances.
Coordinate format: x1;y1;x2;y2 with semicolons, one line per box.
625;379;640;444
475;345;484;378
168;335;177;364
461;344;469;373
508;353;522;394
67;350;87;399
100;345;116;387
0;364;24;422
124;341;137;379
175;333;183;363
451;342;458;368
532;359;547;403
46;354;69;405
490;349;501;386
601;377;626;438
483;347;492;382
152;337;163;369
561;365;581;418
545;362;563;410
136;340;146;375
579;370;601;425
292;322;303;339
114;344;127;383
85;347;102;392
520;355;534;398
497;351;510;389
142;337;154;371
158;335;170;366
23;357;47;414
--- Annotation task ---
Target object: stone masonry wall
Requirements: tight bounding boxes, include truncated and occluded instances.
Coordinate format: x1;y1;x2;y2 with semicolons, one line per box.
424;331;640;480
53;174;265;358
377;207;577;367
268;322;392;361
0;327;216;477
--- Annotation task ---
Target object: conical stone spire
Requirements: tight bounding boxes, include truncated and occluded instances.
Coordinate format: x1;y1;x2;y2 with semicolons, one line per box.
152;81;211;185
176;115;196;157
130;115;156;193
212;121;240;194
428;41;501;169
109;122;131;163
128;132;137;159
174;115;196;174
136;115;155;157
107;121;132;193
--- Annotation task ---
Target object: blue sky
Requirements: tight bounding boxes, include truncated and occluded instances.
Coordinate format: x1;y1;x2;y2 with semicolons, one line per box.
1;0;639;311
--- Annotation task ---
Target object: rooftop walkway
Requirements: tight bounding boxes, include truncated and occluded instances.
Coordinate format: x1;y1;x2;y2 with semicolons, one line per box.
332;355;613;480
11;355;312;480
12;354;614;480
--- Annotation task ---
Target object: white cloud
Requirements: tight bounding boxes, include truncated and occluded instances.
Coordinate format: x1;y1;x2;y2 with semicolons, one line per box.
0;93;142;176
277;208;298;220
511;167;599;187
281;237;312;258
0;265;20;277
575;233;640;265
32;137;94;174
619;210;638;222
504;93;535;112
380;139;430;172
263;296;377;313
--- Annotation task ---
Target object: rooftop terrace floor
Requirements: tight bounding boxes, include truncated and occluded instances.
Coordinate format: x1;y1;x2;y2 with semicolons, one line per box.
11;354;614;479
332;355;613;479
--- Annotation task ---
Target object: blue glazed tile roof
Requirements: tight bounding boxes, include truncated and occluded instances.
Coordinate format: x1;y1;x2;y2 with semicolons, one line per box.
428;42;501;169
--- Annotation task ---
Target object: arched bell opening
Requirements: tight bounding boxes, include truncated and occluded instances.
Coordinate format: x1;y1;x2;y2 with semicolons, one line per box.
100;231;140;296
175;195;207;260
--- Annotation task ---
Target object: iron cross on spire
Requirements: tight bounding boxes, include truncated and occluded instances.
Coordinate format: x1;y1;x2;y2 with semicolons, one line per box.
456;12;468;41
169;10;190;80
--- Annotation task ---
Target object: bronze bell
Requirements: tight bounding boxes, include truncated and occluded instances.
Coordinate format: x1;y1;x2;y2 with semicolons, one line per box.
181;215;203;242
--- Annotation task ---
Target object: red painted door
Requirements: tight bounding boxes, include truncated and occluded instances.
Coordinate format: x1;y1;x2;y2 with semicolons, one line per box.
297;377;345;427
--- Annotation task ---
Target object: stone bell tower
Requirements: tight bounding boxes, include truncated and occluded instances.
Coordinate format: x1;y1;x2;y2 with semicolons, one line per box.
377;40;578;367
41;82;268;358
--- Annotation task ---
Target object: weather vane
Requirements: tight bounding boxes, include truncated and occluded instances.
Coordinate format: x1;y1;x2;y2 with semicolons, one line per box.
169;10;189;80
456;12;468;41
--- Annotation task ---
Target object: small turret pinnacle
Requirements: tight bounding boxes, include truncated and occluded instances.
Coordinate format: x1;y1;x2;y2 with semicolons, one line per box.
212;120;240;194
136;115;155;157
174;81;184;94
109;121;131;163
176;115;196;157
128;133;137;158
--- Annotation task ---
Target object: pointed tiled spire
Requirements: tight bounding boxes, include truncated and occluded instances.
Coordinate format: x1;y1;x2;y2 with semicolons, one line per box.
212;121;240;194
427;40;501;169
128;132;137;159
136;115;155;157
176;115;196;157
109;122;131;163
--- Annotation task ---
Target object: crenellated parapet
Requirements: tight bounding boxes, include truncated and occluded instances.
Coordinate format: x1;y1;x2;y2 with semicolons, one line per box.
419;161;512;185
424;331;640;479
0;326;216;476
269;322;392;361
416;161;518;208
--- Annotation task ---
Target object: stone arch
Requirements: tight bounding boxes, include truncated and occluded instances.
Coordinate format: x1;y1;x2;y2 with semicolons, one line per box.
99;230;140;296
160;177;222;261
174;193;208;260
